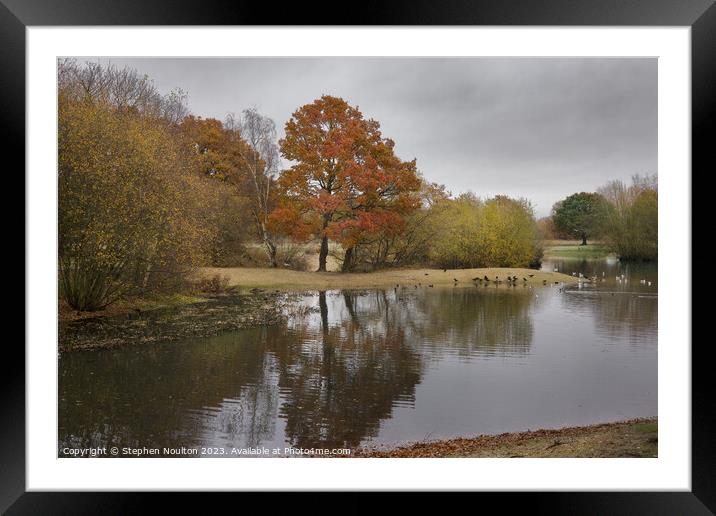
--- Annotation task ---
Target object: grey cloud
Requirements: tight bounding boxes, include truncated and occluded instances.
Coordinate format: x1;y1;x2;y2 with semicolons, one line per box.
89;57;656;216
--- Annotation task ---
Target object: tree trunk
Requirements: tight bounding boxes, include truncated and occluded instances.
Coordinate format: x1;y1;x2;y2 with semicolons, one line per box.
257;220;277;268
318;291;329;336
317;215;331;272
264;238;277;268
581;233;588;246
317;235;329;272
341;246;354;272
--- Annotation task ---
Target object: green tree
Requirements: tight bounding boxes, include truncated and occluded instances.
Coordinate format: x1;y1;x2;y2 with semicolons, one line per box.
551;192;609;245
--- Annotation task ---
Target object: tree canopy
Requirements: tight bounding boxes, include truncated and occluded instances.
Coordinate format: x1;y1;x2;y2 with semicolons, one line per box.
598;175;657;260
270;95;421;271
427;194;541;269
551;192;609;245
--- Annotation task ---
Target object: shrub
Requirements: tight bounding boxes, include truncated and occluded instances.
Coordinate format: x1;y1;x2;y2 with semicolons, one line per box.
194;274;232;293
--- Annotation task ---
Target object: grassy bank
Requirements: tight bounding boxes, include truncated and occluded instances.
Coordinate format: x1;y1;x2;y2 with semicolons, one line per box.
199;266;578;290
543;240;613;259
354;418;657;458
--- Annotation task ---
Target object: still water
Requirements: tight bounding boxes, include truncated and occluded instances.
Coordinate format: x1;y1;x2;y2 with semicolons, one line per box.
59;258;657;456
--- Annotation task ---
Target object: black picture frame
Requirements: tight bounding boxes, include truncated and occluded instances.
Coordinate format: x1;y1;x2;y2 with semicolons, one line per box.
5;0;711;512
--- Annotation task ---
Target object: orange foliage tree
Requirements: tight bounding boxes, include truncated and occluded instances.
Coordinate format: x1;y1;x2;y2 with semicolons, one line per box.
270;95;421;272
180;114;280;266
179;115;245;181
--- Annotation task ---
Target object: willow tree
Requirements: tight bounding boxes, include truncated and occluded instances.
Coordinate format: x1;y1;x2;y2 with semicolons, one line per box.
271;95;421;272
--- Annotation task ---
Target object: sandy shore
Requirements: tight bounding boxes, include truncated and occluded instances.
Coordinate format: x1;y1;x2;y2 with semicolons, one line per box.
353;418;658;458
199;266;578;291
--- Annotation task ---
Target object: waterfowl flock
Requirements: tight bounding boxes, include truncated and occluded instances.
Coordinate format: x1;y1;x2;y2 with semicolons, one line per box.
466;274;544;288
389;267;653;293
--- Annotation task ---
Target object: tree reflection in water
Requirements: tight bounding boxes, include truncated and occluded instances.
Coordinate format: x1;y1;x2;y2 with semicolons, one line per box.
60;286;614;454
560;290;657;345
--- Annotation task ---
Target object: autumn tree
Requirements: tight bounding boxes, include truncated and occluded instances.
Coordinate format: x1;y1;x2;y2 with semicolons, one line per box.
180;111;282;267
478;196;541;267
179;115;268;265
356;181;450;268
179;115;238;180
58;59;189;123
428;194;541;269
551;192;609;245
272;95;421;272
227;109;280;267
59;76;212;310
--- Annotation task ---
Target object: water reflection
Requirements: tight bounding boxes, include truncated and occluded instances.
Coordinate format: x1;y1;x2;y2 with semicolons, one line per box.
277;293;424;448
543;256;657;293
59;265;657;456
543;257;658;344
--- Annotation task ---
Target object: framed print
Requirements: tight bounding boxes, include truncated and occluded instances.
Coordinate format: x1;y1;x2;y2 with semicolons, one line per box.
6;0;713;512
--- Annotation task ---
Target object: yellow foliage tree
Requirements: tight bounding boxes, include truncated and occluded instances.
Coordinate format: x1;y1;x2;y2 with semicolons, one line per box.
428;194;541;269
59;93;213;310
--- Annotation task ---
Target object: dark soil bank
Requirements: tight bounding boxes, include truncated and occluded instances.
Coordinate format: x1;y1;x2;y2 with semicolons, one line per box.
59;292;290;352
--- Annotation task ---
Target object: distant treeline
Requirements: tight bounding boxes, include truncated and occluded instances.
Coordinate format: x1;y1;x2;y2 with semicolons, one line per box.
539;174;657;261
58;60;653;311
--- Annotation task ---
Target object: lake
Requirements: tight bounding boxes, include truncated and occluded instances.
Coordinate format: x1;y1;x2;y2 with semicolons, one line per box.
58;258;657;456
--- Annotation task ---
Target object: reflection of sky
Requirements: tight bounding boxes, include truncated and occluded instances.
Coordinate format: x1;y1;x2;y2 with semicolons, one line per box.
376;283;656;443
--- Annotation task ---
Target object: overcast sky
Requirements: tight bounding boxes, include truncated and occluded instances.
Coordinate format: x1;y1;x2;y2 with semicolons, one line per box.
88;57;656;217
